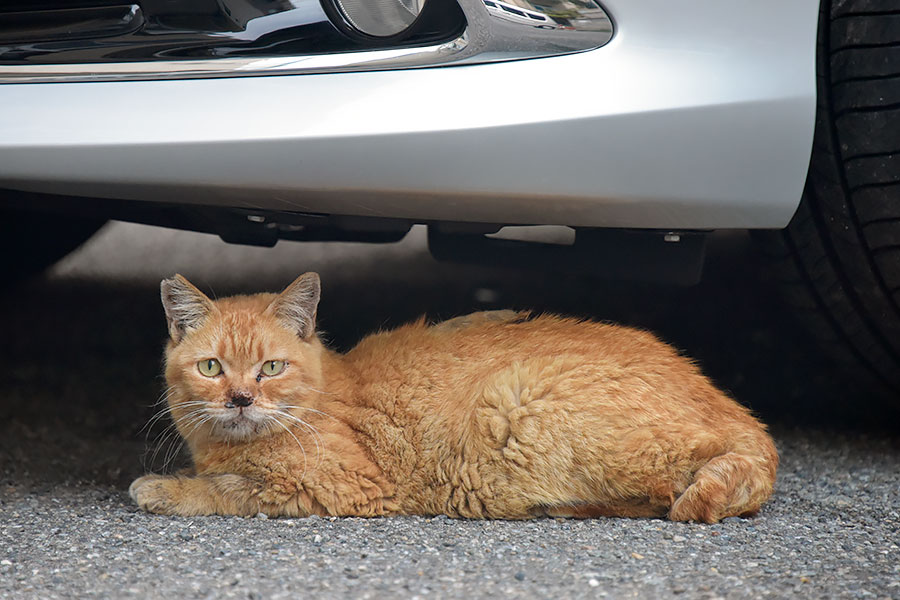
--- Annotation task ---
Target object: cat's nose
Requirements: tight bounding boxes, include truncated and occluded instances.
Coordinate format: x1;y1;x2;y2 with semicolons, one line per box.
227;393;254;408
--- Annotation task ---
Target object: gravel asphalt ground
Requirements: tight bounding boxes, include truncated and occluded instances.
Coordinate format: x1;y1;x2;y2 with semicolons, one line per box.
1;222;898;599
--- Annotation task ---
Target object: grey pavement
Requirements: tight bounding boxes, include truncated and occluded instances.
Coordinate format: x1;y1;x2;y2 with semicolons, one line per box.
1;222;898;599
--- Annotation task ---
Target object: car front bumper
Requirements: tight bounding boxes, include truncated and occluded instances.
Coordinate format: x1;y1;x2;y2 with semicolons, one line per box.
0;0;819;229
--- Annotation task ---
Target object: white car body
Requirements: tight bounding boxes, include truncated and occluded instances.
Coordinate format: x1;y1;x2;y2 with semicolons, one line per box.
0;0;819;230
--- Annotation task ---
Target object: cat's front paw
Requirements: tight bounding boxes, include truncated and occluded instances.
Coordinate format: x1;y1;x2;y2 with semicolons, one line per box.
129;474;180;515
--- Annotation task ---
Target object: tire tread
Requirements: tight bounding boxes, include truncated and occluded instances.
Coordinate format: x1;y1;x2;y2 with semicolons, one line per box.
756;0;900;400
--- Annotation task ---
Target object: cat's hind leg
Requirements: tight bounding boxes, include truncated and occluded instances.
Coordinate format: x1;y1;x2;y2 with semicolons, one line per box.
668;452;775;523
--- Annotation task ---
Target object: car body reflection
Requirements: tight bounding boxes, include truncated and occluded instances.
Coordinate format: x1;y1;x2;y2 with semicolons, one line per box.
481;0;611;32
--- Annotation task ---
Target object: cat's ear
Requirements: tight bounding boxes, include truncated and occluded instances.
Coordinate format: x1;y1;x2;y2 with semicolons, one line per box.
268;272;320;340
160;274;217;343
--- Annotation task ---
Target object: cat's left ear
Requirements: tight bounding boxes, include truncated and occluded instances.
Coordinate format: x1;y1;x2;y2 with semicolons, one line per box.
268;272;320;340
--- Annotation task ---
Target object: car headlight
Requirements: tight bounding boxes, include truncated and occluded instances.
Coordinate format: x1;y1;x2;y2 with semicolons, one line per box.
331;0;426;38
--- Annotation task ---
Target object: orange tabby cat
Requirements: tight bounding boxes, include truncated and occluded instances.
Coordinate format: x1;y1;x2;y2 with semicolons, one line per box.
130;273;777;522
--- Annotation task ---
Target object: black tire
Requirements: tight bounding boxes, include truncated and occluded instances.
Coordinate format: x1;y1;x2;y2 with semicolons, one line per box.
755;0;900;401
1;206;106;282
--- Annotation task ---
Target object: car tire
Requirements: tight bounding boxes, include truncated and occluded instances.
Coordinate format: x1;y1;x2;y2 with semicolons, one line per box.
1;206;106;282
755;0;900;400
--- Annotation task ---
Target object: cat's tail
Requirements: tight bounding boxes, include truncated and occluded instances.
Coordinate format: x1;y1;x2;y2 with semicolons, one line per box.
669;434;778;523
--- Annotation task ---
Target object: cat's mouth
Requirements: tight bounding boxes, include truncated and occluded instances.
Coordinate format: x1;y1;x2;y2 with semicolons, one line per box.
217;407;263;438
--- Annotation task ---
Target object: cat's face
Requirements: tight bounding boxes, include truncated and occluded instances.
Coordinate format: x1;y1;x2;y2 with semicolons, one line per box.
160;273;323;443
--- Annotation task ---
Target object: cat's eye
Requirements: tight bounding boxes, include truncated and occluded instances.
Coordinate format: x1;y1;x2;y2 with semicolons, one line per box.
198;358;222;377
260;360;285;377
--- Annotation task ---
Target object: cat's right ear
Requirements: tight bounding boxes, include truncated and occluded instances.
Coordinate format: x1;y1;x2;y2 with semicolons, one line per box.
160;274;217;343
268;272;321;340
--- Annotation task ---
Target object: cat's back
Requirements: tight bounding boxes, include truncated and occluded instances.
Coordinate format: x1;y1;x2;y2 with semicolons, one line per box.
343;310;762;437
346;311;686;375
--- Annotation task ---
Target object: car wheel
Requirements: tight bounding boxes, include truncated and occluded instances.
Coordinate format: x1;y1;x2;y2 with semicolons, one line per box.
1;206;106;282
755;0;900;400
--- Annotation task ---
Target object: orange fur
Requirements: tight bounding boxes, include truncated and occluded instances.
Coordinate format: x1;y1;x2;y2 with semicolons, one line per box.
130;273;778;523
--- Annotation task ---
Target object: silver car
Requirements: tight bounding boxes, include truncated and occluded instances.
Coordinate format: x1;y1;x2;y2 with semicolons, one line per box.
0;0;897;398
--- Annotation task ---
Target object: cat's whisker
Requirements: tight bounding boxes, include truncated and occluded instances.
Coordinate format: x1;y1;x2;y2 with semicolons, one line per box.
147;385;176;408
153;418;194;468
161;437;185;473
146;421;185;472
292;382;335;396
162;413;215;472
147;416;179;445
147;412;188;451
274;411;325;471
139;391;181;436
173;404;214;419
277;410;322;443
267;415;309;480
174;413;213;449
181;412;214;439
140;399;208;437
278;404;338;421
171;407;212;432
146;406;211;472
140;407;172;437
276;407;329;469
142;399;207;431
